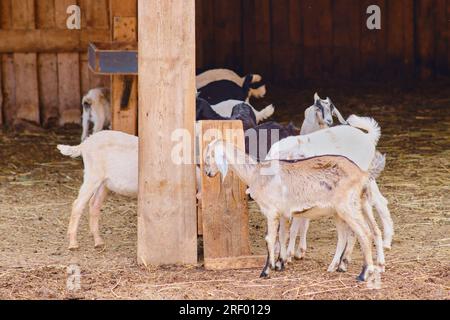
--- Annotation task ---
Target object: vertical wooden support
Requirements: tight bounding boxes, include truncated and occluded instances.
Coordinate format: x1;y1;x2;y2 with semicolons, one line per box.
110;0;138;135
36;0;59;127
198;121;251;262
55;0;81;125
12;0;40;125
137;0;197;265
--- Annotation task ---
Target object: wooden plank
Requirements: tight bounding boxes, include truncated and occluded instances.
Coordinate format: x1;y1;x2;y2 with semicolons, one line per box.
57;53;81;125
137;0;197;265
386;0;415;79
0;0;12;28
213;0;242;71
12;0;35;29
333;0;361;80
85;0;110;29
435;0;449;76
38;54;59;127
360;0;387;80
242;0;272;79
110;0;137;18
416;0;436;79
55;1;81;125
111;17;138;135
36;0;56;29
12;0;40;125
199;121;251;260
196;0;215;70
0;29;112;53
204;255;266;271
272;0;301;82
13;54;40;124
302;0;321;80
1;54;15;125
0;59;2;126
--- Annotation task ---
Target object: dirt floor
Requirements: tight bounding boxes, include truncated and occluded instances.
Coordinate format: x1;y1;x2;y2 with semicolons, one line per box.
0;83;449;300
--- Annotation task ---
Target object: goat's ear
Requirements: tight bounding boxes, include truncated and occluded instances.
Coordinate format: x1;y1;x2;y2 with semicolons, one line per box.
314;92;320;102
214;144;228;182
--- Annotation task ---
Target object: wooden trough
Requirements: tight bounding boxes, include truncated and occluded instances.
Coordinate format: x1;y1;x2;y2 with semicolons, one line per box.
87;0;264;271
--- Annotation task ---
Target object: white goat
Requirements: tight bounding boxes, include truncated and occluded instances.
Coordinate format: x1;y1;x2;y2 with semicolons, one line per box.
301;93;347;135
58;131;138;249
204;140;384;281
81;88;111;142
211;100;274;124
267;115;393;263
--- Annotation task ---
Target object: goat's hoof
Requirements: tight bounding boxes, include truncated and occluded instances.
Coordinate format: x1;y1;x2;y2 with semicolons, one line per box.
275;260;285;272
68;244;79;251
327;264;338;273
383;239;392;250
94;242;105;250
260;270;270;279
378;264;386;273
294;250;306;260
356;265;374;282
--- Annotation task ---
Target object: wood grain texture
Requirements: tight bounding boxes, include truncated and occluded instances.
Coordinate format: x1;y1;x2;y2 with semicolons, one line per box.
416;0;436;79
204;255;266;271
242;0;272;79
213;0;242;71
138;0;197;265
333;0;361;79
110;7;138;135
38;54;59;127
199;121;251;260
57;53;81;125
1;54;15;125
12;0;39;125
360;0;387;80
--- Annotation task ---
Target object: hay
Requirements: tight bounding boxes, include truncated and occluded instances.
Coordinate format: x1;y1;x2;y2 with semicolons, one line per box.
0;84;449;300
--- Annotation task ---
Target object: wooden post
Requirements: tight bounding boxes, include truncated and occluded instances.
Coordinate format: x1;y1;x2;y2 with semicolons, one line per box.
198;121;251;263
137;0;197;265
110;0;138;135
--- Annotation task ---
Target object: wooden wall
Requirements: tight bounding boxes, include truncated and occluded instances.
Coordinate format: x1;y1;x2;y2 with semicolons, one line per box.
0;0;449;128
196;0;450;82
0;0;111;128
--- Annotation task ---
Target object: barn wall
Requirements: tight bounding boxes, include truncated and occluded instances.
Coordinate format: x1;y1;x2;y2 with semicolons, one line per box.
0;0;449;128
0;0;112;128
195;0;450;82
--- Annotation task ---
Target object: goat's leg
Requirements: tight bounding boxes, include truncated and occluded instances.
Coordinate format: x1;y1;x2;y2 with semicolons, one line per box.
337;205;375;282
287;217;301;262
337;228;356;272
370;180;394;249
328;217;349;272
260;215;280;278
276;216;289;270
294;218;310;260
68;181;100;250
88;183;108;248
362;198;385;272
81;110;90;142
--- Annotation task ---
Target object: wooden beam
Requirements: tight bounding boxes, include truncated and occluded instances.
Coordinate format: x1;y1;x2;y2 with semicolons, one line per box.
137;0;197;265
204;255;266;271
0;29;110;53
55;1;81;126
12;0;40;125
110;0;138;136
199;121;251;260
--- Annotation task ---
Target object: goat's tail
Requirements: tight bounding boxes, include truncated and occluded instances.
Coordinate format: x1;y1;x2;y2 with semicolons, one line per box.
347;115;381;146
368;151;386;180
255;104;275;123
57;144;82;158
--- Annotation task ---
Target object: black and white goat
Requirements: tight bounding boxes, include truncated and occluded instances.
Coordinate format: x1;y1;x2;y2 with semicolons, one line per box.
196;68;266;104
